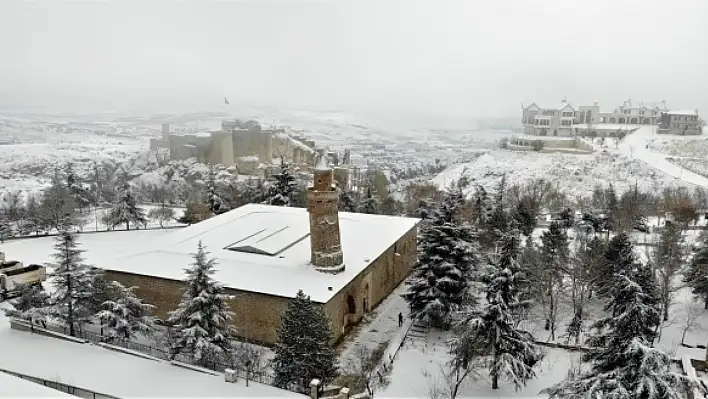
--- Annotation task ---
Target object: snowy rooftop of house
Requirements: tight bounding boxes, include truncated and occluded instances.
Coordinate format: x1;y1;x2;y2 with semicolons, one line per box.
572;123;641;131
667;109;699;116
102;204;419;303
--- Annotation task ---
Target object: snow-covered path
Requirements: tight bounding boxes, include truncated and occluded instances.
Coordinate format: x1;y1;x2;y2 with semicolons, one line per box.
619;126;708;187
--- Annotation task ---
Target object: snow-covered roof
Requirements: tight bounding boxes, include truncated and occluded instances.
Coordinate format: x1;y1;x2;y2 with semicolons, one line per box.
103;204;419;303
558;103;577;111
667;109;699;116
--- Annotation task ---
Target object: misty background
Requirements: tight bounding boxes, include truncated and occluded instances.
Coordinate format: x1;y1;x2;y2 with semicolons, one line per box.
1;0;707;120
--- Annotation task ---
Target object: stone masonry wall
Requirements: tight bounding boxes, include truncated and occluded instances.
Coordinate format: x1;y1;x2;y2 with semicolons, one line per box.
325;225;417;342
102;225;417;346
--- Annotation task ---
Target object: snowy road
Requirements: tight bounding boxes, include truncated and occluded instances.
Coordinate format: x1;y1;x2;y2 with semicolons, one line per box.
619;126;708;187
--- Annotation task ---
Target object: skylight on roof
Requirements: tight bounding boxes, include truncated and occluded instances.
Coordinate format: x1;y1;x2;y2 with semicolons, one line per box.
225;224;310;257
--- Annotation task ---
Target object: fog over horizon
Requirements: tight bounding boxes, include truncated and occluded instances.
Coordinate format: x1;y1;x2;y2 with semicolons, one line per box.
1;0;707;121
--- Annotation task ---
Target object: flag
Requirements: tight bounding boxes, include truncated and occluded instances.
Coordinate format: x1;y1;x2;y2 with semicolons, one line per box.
224;97;230;105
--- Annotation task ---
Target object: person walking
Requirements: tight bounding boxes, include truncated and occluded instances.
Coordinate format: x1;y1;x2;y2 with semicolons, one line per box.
398;312;403;327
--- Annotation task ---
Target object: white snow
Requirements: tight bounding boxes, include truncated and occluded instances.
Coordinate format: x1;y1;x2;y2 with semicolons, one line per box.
0;372;74;398
668;110;699;116
619;126;708;186
0;205;419;303
0;311;298;398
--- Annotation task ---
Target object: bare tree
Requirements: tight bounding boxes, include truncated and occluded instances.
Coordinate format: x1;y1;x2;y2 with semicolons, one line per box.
426;359;482;399
344;345;390;398
651;223;686;322
231;342;269;386
679;301;705;345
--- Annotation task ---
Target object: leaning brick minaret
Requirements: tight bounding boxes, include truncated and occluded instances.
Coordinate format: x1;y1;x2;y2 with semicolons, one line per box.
307;155;345;273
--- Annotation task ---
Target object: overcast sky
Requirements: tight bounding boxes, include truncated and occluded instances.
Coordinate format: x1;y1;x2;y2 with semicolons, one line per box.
1;0;707;119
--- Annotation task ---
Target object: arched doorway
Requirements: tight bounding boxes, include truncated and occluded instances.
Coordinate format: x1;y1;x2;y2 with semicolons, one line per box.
618;117;626;124
642;118;650;124
347;295;356;315
609;117;616;123
630;118;638;124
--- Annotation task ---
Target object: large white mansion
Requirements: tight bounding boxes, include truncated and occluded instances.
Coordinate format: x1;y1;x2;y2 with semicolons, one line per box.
522;99;702;137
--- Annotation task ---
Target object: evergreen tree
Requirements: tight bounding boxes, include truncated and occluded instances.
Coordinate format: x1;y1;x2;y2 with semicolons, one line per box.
177;201;211;225
472;185;493;226
65;163;91;210
97;281;157;340
205;168;229;215
108;182;147;230
543;264;693;399
272;290;339;394
5;283;49;330
339;189;357;212
597;233;635;297
262;159;297;207
513;200;536;237
167;241;233;367
47;231;99;337
356;187;380;214
403;190;482;328
86;273;112;317
684;247;708;309
451;231;543;390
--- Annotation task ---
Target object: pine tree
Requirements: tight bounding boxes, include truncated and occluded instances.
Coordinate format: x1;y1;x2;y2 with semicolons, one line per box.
262;159;297;207
205;167;229;215
108;182;147;230
597;233;635;297
272;290;339;394
472;185;493;226
47;231;99;337
513;200;536;237
542;265;693;399
403;190;482;328
356;187;380;214
97;281;157;340
339;189;357;212
684;247;708;309
177;201;211;225
167;241;233;367
451;231;543;390
65;163;90;211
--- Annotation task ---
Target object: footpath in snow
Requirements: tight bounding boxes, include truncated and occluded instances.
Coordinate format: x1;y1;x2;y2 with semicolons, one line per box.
618;126;708;187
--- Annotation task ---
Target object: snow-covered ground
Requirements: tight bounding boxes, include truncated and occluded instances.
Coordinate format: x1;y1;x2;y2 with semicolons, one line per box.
618;126;708;187
0;370;74;398
0;307;297;398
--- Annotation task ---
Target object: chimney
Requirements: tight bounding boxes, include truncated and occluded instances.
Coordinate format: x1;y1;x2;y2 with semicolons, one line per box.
307;154;345;273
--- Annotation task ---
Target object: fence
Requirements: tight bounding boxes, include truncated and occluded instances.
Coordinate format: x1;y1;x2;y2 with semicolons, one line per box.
36;321;276;387
0;367;119;399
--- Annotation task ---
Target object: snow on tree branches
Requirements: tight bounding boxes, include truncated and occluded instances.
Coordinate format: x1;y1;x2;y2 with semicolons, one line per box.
272;290;339;394
450;231;543;391
97;281;158;341
167;241;233;367
47;231;101;337
403;189;481;328
107;182;147;230
261;159;298;207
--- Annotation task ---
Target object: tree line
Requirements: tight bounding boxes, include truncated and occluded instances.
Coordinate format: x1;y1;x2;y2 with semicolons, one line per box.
401;176;706;398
